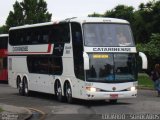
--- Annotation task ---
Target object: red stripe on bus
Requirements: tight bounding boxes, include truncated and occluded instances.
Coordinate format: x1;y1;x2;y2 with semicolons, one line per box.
47;44;52;53
0;69;8;81
0;49;8;57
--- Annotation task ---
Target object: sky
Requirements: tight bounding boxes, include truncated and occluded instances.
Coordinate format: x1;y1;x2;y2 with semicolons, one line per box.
0;0;150;26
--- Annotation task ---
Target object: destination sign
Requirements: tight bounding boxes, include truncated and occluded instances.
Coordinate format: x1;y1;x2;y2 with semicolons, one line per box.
84;47;137;53
93;47;131;52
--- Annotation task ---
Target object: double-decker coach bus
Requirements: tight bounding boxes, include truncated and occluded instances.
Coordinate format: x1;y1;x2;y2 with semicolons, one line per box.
8;17;147;103
0;34;8;82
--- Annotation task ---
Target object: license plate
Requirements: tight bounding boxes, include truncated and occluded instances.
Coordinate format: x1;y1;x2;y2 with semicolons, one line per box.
110;94;118;99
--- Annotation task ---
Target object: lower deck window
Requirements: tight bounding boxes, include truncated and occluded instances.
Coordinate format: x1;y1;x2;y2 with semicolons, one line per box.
27;56;63;75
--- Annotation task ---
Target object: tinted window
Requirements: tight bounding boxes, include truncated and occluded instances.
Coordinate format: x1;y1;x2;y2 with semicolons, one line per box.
27;56;63;75
49;23;70;43
71;22;84;80
3;58;7;69
9;23;70;45
83;23;134;47
0;37;8;49
86;53;137;83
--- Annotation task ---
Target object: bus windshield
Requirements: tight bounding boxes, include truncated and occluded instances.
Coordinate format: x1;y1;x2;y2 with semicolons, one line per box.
86;53;137;83
83;23;134;47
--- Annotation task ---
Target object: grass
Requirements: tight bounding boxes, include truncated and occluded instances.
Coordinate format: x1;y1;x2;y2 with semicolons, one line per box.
138;73;154;89
0;107;4;113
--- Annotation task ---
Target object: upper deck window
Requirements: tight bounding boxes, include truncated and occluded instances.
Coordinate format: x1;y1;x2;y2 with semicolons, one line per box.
83;23;134;47
9;23;70;46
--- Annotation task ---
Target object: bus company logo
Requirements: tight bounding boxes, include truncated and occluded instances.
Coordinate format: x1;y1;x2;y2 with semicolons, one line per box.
112;87;116;91
55;45;63;52
13;46;28;52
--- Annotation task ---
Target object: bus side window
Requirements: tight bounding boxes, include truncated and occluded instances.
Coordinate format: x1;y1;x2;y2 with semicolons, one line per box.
49;57;62;75
49;23;70;43
71;22;84;80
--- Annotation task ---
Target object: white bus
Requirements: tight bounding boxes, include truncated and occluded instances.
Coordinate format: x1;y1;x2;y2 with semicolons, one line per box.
8;17;147;103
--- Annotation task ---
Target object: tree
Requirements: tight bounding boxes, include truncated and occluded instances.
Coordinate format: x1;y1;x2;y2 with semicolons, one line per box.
6;1;24;28
0;25;8;34
88;12;103;17
104;5;134;23
152;1;160;33
139;3;145;10
6;0;52;28
137;33;160;70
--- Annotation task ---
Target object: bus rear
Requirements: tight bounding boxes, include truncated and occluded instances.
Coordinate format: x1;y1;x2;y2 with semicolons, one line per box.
0;34;8;82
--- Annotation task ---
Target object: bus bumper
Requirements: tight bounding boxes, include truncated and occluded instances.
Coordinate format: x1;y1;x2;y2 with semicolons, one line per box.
84;90;137;100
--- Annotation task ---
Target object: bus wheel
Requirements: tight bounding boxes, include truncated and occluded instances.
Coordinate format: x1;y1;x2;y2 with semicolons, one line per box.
17;77;24;96
65;82;73;103
55;81;63;102
23;77;29;96
109;99;117;104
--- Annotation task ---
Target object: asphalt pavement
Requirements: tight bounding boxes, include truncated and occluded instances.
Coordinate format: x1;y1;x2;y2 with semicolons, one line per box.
0;83;160;120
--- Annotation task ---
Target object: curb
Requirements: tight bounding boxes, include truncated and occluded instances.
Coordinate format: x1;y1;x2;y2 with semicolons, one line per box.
0;104;32;120
22;107;32;120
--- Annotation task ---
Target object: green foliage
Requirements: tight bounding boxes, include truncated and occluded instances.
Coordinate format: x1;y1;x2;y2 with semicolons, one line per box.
0;107;4;112
6;0;52;28
88;12;103;17
6;1;24;28
138;73;154;89
146;33;160;58
104;5;134;23
137;33;160;59
0;25;8;34
137;33;160;70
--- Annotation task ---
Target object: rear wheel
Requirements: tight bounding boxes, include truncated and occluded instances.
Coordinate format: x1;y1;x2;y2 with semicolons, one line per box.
65;82;73;103
17;77;24;96
23;77;30;96
55;81;63;102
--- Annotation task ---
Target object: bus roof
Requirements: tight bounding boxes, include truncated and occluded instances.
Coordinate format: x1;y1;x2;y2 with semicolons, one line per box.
9;17;129;30
0;34;8;37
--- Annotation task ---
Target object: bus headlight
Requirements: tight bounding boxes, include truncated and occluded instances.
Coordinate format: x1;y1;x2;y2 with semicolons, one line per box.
131;87;136;91
127;87;136;91
86;87;99;92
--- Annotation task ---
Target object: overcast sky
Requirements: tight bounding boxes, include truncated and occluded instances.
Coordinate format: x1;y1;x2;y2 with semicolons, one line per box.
0;0;150;26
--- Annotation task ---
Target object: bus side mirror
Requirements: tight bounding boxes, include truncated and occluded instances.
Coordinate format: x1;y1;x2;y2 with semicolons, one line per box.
139;52;148;69
83;52;90;70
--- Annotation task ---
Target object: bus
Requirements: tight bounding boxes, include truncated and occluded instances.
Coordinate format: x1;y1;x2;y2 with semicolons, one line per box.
0;34;8;82
8;17;147;103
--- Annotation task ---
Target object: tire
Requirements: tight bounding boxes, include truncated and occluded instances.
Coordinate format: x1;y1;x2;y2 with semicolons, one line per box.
109;99;117;104
17;77;25;96
65;82;73;103
23;77;30;96
55;81;63;102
